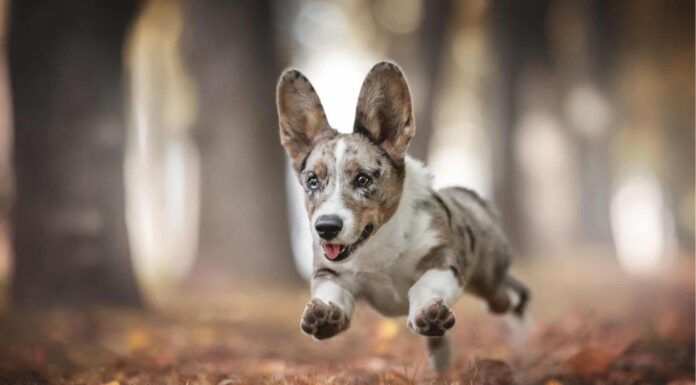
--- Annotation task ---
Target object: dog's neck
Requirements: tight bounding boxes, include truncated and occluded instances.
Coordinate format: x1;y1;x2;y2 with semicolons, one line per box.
345;156;436;270
379;156;434;242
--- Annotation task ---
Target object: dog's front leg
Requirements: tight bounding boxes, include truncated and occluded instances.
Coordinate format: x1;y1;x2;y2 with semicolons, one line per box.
407;268;462;337
301;270;354;340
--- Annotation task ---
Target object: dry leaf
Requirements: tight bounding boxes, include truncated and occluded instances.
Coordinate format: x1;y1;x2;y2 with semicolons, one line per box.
126;329;151;351
564;347;617;375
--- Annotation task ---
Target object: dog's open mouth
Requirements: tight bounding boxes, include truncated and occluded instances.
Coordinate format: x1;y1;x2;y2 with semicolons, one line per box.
322;224;374;262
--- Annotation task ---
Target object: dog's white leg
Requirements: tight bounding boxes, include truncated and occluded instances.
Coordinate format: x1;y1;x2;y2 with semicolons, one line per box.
300;277;355;340
408;269;462;322
407;269;461;372
311;278;355;317
407;269;462;337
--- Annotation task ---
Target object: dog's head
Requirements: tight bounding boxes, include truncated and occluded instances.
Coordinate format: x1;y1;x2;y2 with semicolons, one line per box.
277;62;415;262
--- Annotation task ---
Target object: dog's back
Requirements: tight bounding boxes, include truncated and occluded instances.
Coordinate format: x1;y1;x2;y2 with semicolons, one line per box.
437;187;528;315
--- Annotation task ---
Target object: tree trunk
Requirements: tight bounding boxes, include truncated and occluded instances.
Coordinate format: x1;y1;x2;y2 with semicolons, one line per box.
9;0;142;308
384;0;452;162
0;0;11;222
558;0;613;246
183;0;300;284
489;0;553;251
412;0;452;162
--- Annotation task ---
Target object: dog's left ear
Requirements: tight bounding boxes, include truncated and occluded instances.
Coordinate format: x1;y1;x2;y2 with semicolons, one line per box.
354;61;415;166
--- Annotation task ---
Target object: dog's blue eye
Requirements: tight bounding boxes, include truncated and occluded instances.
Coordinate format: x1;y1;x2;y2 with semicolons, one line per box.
307;176;320;191
354;173;372;188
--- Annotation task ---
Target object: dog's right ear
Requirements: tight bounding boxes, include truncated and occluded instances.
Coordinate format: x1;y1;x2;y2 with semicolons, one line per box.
353;61;415;167
277;69;335;170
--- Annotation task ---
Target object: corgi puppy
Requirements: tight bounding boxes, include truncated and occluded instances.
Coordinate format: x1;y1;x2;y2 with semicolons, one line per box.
276;61;529;372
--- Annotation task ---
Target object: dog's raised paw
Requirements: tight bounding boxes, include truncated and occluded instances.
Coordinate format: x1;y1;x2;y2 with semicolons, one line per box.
408;299;455;337
300;298;349;340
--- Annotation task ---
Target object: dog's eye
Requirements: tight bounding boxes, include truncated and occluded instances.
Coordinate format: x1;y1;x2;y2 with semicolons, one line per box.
354;173;372;188
306;175;320;191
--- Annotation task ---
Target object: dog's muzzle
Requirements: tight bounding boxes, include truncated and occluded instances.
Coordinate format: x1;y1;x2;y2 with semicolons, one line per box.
321;223;374;262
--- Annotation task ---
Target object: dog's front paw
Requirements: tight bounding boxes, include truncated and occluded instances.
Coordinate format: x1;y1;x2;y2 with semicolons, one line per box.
408;299;456;337
300;298;350;340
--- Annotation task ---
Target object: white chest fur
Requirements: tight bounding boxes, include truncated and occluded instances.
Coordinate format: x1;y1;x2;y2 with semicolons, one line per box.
326;157;441;316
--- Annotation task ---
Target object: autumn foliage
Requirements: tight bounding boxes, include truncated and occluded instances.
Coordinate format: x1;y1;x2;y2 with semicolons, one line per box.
0;258;693;385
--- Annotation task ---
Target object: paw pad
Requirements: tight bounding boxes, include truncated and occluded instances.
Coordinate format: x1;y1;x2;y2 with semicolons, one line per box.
409;300;456;337
300;298;349;340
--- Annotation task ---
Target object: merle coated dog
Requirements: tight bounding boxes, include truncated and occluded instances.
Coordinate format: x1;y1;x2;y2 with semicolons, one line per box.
276;61;530;372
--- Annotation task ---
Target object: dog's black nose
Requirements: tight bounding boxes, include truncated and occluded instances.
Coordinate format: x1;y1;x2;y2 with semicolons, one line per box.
315;215;343;240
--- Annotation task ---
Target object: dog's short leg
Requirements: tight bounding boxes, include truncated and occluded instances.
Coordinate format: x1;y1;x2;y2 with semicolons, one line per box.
483;274;533;348
486;275;530;317
502;276;533;349
301;277;354;340
426;335;451;374
504;275;530;317
407;269;462;337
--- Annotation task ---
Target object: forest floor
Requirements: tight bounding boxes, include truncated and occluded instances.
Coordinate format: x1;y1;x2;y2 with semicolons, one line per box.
0;255;693;385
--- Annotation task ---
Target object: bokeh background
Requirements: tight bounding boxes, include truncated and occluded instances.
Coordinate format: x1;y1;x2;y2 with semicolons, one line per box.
0;1;693;384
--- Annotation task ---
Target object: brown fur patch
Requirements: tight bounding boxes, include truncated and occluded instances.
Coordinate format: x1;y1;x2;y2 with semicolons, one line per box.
300;140;337;215
465;225;476;252
416;245;449;272
339;135;404;239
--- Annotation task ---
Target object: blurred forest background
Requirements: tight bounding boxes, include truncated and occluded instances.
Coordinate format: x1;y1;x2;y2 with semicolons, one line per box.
0;0;693;384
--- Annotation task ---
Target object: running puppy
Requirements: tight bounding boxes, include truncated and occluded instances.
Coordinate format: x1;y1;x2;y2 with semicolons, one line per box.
276;61;529;372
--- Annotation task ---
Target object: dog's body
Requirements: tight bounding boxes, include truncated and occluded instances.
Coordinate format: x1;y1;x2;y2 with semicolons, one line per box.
277;62;529;372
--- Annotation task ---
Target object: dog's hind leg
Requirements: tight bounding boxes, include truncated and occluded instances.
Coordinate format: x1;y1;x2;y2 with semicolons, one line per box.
426;335;451;374
485;275;530;317
503;275;530;317
486;275;533;349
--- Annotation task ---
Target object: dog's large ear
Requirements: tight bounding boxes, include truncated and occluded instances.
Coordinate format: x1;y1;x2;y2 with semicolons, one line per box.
277;69;335;170
353;61;415;166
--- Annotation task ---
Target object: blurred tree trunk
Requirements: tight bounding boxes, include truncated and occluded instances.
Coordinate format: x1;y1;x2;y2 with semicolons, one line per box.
490;0;522;249
413;0;452;162
658;1;695;252
9;1;142;307
611;0;695;253
183;0;300;284
490;0;550;250
385;0;452;162
549;0;614;246
0;0;11;298
0;0;11;223
577;0;613;245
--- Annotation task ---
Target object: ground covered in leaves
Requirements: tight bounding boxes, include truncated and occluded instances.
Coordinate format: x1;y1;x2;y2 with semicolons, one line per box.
0;256;693;385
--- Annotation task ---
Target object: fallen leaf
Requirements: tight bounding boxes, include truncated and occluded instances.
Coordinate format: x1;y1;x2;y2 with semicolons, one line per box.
194;326;216;347
564;347;618;375
461;359;514;385
126;329;151;351
374;319;400;354
667;380;695;385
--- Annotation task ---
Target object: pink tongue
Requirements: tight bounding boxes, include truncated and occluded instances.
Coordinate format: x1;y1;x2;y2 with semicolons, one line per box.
324;244;342;260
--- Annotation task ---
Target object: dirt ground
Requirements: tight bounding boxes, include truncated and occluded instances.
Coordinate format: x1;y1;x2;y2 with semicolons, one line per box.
0;256;693;385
